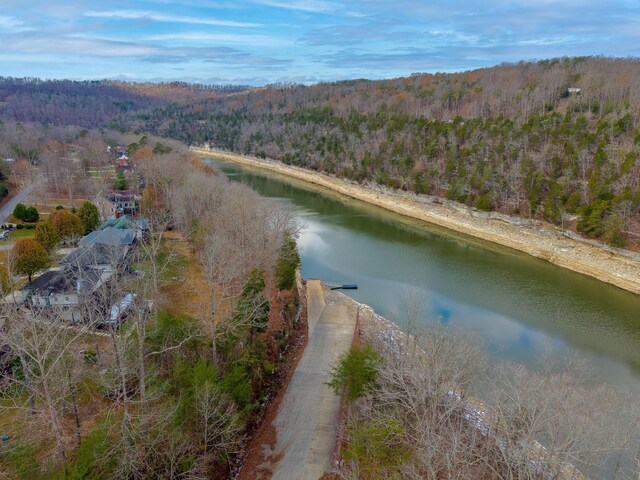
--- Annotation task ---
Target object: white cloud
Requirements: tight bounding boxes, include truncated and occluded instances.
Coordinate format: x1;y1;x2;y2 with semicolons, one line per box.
147;32;292;46
0;14;32;32
252;0;337;13
85;10;261;28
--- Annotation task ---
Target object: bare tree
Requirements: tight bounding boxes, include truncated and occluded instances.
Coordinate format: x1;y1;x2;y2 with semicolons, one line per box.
0;305;86;461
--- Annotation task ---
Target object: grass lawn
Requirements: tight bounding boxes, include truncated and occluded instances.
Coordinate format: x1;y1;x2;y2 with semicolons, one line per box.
0;229;35;245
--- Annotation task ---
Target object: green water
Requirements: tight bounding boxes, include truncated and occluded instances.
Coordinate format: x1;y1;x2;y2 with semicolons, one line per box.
208;157;640;390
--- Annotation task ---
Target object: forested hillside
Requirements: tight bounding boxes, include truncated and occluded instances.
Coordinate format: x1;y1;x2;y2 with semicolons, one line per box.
0;78;248;127
125;57;640;247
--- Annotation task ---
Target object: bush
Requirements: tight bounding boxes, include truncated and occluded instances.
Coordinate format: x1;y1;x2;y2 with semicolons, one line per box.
15;223;23;230
12;203;26;221
55;205;65;210
328;343;382;401
343;419;412;478
0;182;8;198
22;207;39;222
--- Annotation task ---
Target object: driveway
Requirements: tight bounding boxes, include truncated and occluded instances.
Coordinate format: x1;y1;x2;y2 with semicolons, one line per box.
0;180;40;222
252;280;358;479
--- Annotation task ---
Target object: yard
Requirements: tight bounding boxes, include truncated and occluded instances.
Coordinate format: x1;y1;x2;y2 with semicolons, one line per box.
0;229;35;245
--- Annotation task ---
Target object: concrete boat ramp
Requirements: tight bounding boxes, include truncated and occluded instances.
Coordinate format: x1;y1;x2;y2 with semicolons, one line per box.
250;279;358;479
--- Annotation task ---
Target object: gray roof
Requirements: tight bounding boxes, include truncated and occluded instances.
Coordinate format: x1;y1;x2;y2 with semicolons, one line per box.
23;268;105;296
61;243;128;269
78;227;135;247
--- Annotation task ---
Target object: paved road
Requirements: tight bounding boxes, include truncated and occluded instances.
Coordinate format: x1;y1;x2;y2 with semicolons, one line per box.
254;280;358;479
0;180;40;222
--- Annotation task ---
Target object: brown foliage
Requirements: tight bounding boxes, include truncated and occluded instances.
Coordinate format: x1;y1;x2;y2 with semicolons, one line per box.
48;210;84;243
10;238;50;281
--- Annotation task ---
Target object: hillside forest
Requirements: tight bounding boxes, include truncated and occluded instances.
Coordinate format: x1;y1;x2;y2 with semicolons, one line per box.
119;57;640;248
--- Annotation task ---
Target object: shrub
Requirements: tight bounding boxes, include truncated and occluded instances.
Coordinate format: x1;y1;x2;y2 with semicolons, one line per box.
12;203;26;221
328;343;382;401
22;207;39;222
343;419;412;479
0;182;8;198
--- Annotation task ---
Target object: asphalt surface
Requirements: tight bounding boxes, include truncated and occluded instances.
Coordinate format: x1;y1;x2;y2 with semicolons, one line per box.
259;280;358;480
0;180;39;222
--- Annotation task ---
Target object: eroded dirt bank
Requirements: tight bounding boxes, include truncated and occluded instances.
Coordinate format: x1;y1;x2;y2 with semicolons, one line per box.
193;147;640;295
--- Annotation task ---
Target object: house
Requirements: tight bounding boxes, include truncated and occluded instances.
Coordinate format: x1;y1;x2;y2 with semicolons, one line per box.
23;241;133;323
116;157;132;171
99;215;149;238
78;227;136;248
95;190;141;220
22;269;109;322
61;243;131;272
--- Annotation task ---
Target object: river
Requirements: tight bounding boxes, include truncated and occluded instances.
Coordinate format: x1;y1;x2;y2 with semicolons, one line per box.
207;157;640;390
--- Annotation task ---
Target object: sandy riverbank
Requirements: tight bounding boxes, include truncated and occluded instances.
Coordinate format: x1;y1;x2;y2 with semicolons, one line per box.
192;147;640;295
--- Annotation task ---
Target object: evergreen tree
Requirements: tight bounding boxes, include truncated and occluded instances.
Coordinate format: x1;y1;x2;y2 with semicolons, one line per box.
114;170;128;190
77;201;101;234
275;232;300;291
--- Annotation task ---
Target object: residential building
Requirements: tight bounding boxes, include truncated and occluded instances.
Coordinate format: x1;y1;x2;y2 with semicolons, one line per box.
78;227;136;248
95;190;141;220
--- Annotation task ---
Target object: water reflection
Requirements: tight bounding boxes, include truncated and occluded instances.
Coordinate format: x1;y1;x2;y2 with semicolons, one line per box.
207;158;640;390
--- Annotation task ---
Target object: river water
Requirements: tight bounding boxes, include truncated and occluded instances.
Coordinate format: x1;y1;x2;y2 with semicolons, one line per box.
207;157;640;390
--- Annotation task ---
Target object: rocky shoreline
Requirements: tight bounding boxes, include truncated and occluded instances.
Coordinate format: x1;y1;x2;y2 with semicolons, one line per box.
193;147;640;295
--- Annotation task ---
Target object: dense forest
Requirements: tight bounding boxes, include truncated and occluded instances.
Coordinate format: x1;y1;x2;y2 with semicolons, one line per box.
121;57;640;247
0;78;248;127
1;58;639;246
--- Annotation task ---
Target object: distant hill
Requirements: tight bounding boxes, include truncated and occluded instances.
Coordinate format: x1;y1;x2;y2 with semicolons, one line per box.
0;77;249;127
2;57;639;247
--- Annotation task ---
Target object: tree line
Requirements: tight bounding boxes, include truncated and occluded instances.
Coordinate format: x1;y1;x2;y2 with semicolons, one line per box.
122;57;640;248
0;77;248;128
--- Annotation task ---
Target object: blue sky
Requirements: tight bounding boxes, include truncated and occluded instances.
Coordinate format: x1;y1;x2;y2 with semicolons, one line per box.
1;0;639;85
